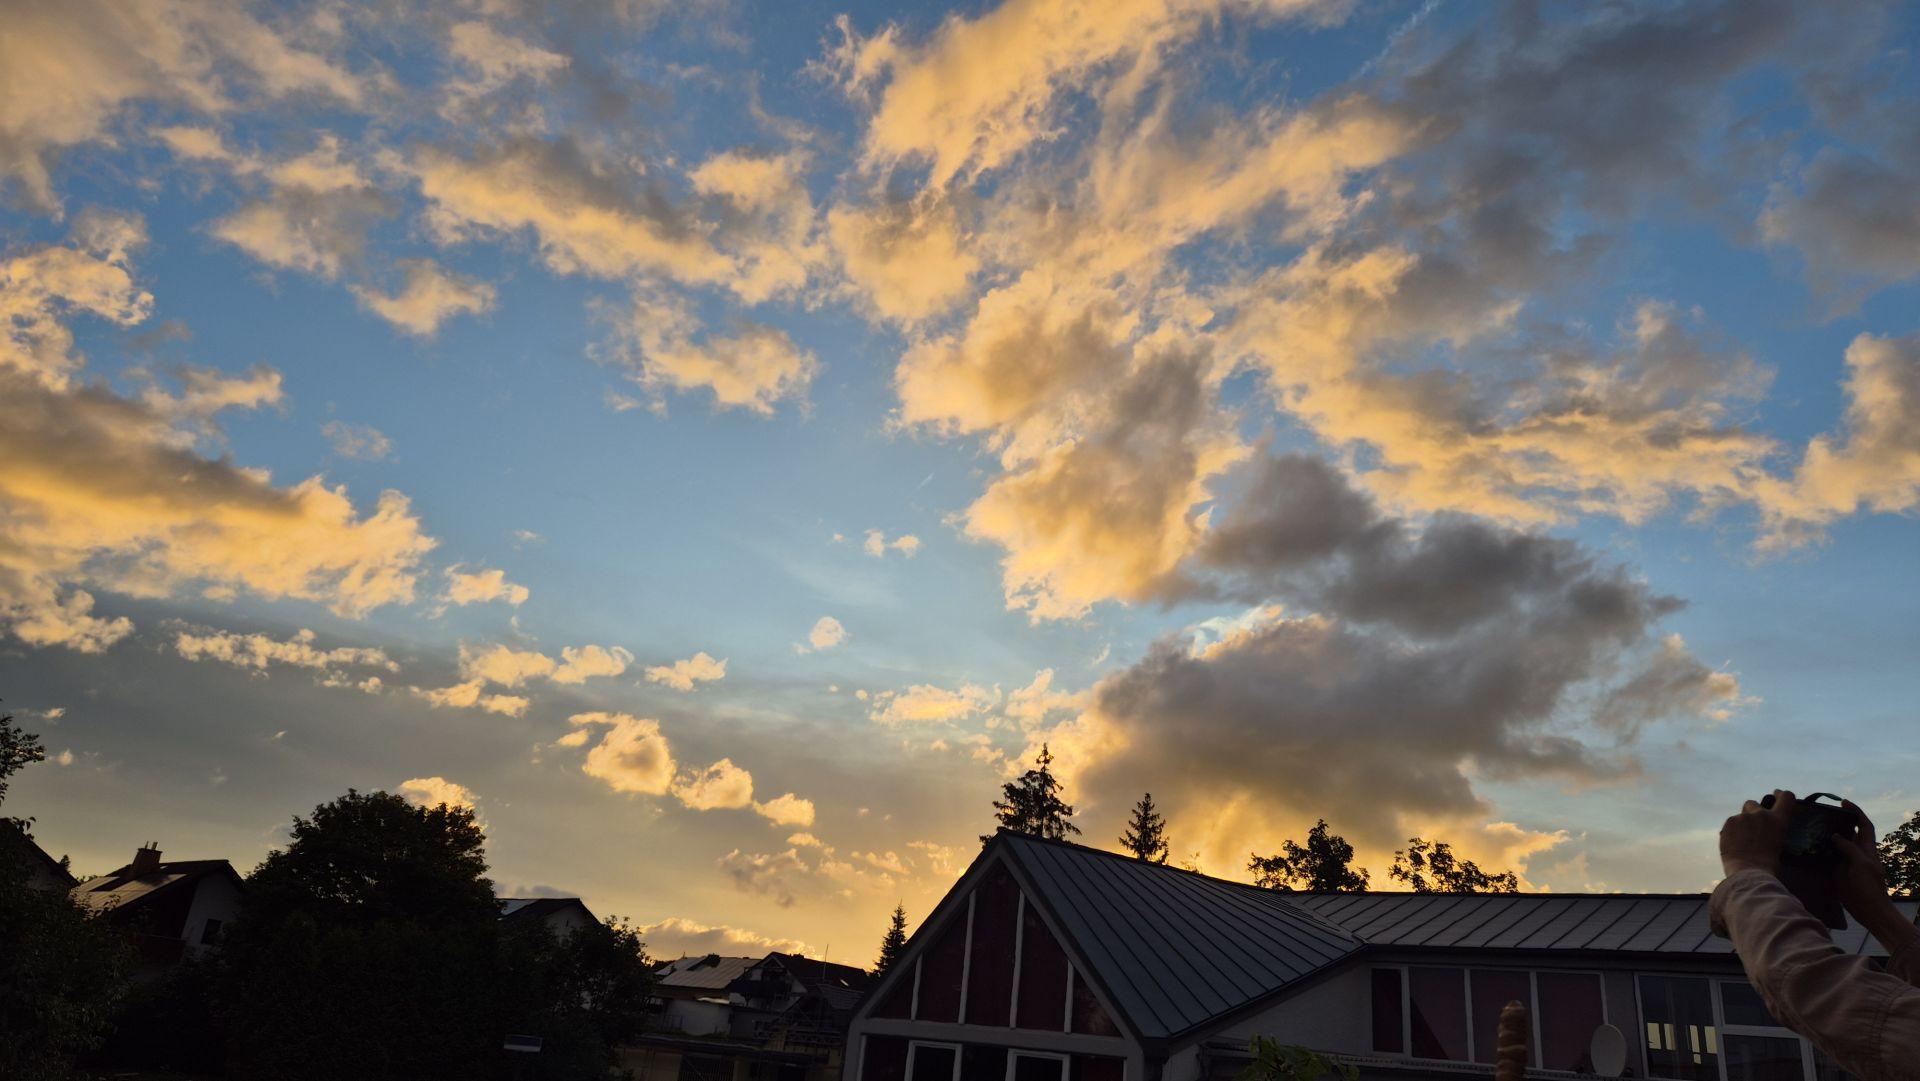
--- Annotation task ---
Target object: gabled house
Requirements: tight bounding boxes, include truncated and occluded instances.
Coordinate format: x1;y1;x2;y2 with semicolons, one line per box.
71;843;244;970
3;820;76;891
500;895;599;940
846;830;1907;1081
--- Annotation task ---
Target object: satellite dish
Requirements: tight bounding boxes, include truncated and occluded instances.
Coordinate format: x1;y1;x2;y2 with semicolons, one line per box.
1590;1023;1628;1077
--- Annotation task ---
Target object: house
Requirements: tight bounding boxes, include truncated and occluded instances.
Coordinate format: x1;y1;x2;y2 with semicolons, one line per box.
71;843;244;970
653;954;765;1035
730;953;875;1040
627;951;877;1081
500;895;599;939
845;830;1910;1081
4;820;76;891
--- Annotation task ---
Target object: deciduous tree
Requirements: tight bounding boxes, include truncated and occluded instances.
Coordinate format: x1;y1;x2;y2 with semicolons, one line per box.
1249;820;1370;892
1388;838;1520;893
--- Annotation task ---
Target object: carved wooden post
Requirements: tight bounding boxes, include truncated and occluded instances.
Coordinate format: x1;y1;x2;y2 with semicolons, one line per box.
1494;999;1530;1081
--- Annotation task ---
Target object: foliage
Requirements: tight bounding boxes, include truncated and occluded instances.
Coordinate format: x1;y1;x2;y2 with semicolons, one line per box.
0;707;131;1080
1388;838;1520;893
1237;1037;1359;1081
1878;809;1920;894
217;788;652;1081
985;744;1080;841
1119;792;1170;863
1249;820;1370;892
875;902;909;973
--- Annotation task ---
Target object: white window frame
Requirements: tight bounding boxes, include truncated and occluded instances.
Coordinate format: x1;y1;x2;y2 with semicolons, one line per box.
907;1040;964;1081
1635;971;1831;1081
1372;964;1609;1068
1005;1049;1072;1081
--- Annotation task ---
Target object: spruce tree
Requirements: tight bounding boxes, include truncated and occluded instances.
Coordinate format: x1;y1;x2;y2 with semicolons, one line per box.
1119;792;1169;863
874;903;909;974
983;744;1080;842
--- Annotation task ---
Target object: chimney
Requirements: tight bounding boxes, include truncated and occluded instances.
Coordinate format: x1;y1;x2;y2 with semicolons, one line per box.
130;842;162;875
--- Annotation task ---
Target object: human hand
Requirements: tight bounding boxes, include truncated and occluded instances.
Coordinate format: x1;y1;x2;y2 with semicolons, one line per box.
1832;800;1906;939
1720;790;1794;878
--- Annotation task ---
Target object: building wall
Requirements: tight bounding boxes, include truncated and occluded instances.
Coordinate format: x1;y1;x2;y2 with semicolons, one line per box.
179;873;244;957
662;997;736;1037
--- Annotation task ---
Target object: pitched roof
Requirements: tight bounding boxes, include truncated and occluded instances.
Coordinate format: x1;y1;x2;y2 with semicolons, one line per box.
762;951;873;992
657;953;760;990
1294;890;1920;958
71;859;240;915
995;832;1364;1040
499;896;595;924
2;821;74;887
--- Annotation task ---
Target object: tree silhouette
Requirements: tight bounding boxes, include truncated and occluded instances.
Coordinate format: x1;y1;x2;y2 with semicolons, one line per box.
874;903;909;973
1388;838;1519;893
1248;819;1369;892
1119;792;1169;863
984;744;1080;841
1878;810;1920;894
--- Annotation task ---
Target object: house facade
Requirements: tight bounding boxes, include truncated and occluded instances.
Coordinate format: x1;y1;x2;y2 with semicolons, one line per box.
70;843;244;971
845;831;1902;1081
628;951;877;1081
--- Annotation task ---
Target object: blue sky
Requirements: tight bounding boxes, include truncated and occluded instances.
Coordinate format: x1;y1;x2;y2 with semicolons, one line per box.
3;0;1918;959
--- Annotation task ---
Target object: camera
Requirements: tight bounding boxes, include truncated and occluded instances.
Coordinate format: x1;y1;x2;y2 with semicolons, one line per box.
1759;791;1862;929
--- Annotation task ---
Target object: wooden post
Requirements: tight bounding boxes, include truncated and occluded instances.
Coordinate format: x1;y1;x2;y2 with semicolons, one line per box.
1495;999;1529;1081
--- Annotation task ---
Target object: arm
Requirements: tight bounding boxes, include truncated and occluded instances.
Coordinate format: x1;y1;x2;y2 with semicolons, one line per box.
1832;800;1920;987
1711;870;1920;1080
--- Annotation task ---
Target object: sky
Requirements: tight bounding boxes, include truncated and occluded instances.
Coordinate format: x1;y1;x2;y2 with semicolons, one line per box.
3;0;1919;963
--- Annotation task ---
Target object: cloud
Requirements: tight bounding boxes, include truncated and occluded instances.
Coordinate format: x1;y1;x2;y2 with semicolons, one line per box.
0;0;363;212
397;775;478;811
826;197;979;322
211;136;393;279
570;711;676;795
412;680;529;716
321;420;393;462
0;227;434;651
673;757;756;811
172;625;399;677
444;565;530;607
862;530;921;558
754;793;816;828
799;616;848;653
443;20;569;108
644;651;727;691
1752;333;1920;548
351;260;496;337
552;643;634;684
605;298;819;417
637;916;806;959
870;682;999;727
716;847;810;907
1760;147;1920;307
1025;455;1750;873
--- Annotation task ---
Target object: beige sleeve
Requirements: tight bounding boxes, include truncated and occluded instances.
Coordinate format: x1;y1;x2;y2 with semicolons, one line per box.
1710;869;1920;1081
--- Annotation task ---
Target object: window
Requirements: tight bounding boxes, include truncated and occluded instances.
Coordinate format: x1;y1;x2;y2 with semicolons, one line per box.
1714;978;1858;1081
200;917;224;945
1722;1036;1805;1081
1409;967;1469;1061
1008;1052;1068;1081
681;1055;732;1081
961;1044;1008;1081
1720;981;1781;1028
909;1043;960;1081
1370;969;1404;1054
1639;975;1718;1080
1469;969;1533;1064
1536;971;1605;1072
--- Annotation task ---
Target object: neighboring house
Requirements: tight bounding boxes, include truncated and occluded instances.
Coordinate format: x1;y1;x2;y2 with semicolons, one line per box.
4;820;76;891
500;895;599;940
71;843;244;970
626;952;875;1081
846;830;1905;1081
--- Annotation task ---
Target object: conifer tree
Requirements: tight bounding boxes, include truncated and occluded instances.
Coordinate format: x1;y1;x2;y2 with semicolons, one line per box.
1119;792;1169;863
874;903;909;974
983;744;1080;842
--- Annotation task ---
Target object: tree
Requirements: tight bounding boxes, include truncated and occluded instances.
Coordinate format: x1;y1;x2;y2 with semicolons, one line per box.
1119;792;1170;863
1238;1037;1358;1081
984;744;1080;841
1248;820;1370;892
1878;810;1920;894
874;903;909;974
1388;838;1520;893
0;706;131;1080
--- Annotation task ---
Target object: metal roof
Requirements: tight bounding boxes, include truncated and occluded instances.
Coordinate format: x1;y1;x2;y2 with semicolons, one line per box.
656;953;761;990
997;832;1364;1040
1293;891;1920;958
71;859;238;914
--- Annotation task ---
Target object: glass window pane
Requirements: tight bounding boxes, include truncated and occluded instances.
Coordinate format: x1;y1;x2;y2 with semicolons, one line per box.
962;1045;1008;1081
912;1046;957;1081
863;1037;910;1081
1720;981;1783;1028
1812;1045;1858;1081
1470;969;1533;1064
1723;1035;1804;1081
1371;969;1405;1054
1638;975;1719;1080
1012;1056;1065;1081
1410;967;1469;1061
1537;971;1606;1072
